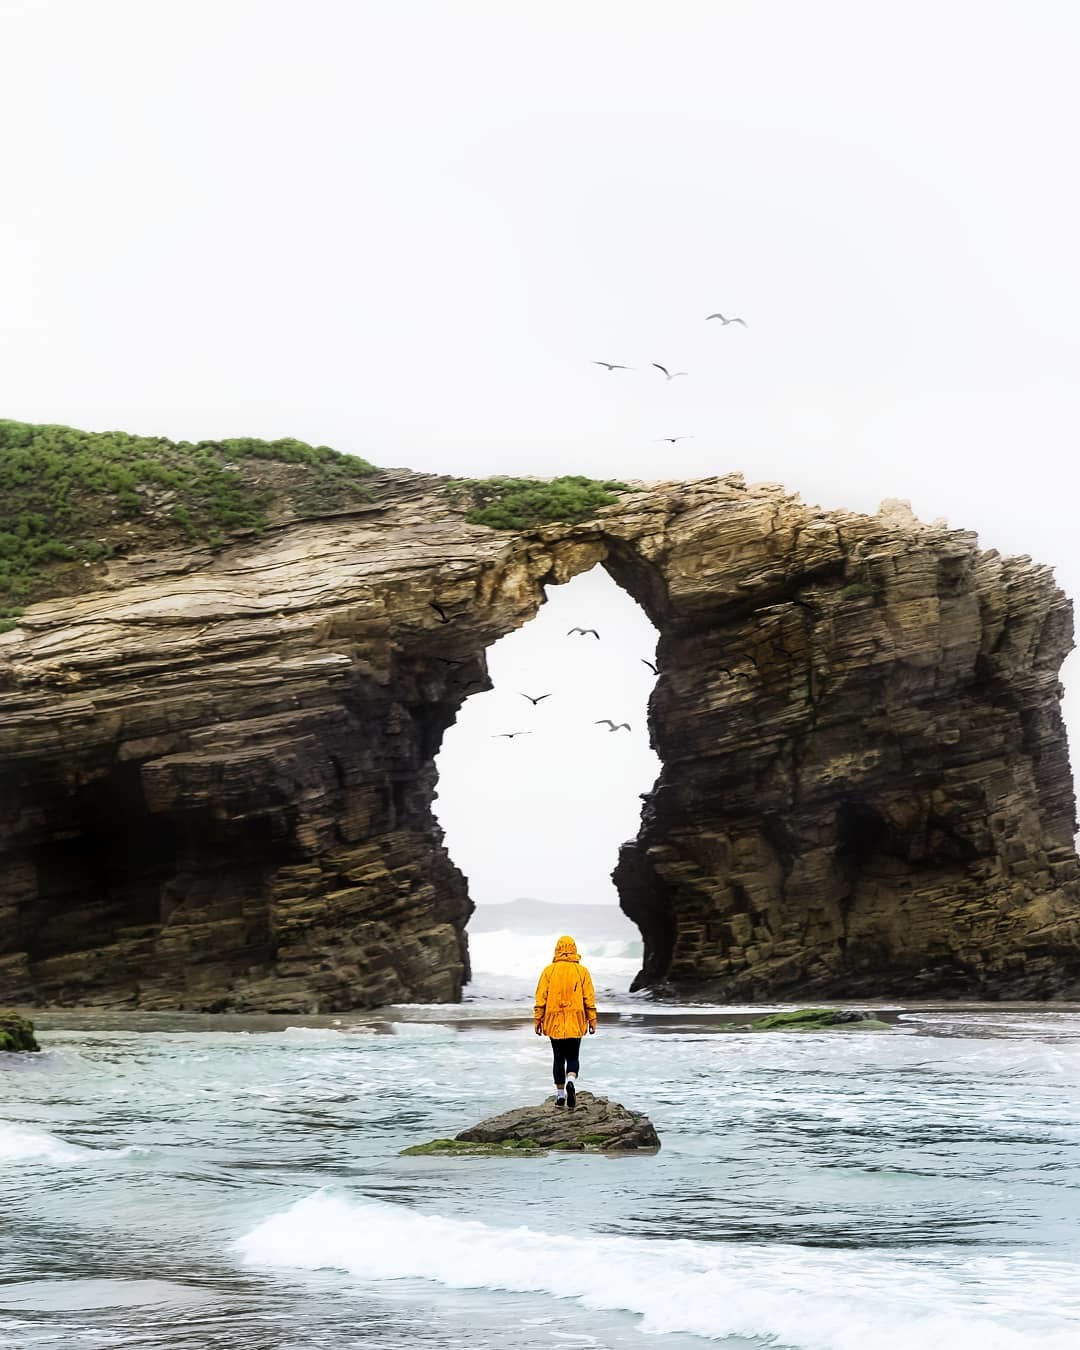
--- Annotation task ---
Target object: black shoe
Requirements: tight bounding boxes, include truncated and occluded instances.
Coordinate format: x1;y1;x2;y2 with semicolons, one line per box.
565;1078;576;1109
554;1095;565;1108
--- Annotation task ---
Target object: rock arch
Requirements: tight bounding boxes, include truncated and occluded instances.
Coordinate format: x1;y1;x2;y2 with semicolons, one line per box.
1;472;1078;1009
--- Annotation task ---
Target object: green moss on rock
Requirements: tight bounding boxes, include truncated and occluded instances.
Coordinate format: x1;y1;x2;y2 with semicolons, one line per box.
751;1007;889;1031
400;1136;543;1157
0;1009;40;1052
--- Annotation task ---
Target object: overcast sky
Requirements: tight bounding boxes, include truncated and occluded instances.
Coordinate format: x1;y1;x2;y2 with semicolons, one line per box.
2;1;1077;906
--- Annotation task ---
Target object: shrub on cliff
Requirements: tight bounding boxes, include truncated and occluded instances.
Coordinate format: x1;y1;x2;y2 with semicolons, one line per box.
455;475;627;530
0;420;377;611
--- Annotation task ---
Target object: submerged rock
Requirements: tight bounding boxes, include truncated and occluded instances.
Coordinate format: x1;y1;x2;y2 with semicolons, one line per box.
750;1007;890;1031
0;1009;40;1052
401;1092;660;1156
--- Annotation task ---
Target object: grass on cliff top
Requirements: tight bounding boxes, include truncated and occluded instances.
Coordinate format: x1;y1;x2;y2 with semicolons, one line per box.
0;420;377;619
454;475;628;530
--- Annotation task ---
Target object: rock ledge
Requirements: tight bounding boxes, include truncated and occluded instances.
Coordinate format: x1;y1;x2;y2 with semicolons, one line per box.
401;1092;660;1155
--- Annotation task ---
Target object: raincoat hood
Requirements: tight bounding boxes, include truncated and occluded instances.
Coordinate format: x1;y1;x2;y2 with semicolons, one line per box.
553;935;579;962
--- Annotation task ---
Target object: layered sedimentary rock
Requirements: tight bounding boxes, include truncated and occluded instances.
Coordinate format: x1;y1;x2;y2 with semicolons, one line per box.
1;472;1078;1009
401;1092;661;1155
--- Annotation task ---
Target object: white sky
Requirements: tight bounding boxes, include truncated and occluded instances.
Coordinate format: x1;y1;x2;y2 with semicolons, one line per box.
2;1;1077;903
436;566;661;906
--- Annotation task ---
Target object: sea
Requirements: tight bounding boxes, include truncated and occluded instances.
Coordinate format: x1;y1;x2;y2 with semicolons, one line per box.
2;901;1079;1350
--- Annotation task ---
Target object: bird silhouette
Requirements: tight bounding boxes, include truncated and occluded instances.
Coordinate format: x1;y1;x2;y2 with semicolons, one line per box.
654;435;694;444
652;363;687;380
429;601;452;624
595;719;631;732
519;692;553;705
640;659;658;675
593;360;634;372
493;731;533;739
433;656;464;667
567;627;600;639
706;313;748;327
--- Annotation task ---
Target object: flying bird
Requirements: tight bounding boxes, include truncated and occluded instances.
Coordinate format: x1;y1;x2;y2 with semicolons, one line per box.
652;363;687;380
429;601;452;624
493;731;533;739
654;436;694;444
567;627;600;639
595;719;631;732
706;313;748;327
519;692;553;705
433;656;464;667
593;361;634;372
640;659;658;675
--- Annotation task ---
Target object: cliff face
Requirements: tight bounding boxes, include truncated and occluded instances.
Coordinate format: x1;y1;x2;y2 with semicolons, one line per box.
1;473;1078;1009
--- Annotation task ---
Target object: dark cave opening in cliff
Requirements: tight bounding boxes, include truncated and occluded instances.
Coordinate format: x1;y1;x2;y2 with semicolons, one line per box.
434;565;660;991
22;763;289;967
26;763;180;961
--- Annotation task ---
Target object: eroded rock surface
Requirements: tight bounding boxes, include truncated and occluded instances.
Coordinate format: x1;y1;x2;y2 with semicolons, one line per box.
1;471;1078;1008
402;1091;660;1154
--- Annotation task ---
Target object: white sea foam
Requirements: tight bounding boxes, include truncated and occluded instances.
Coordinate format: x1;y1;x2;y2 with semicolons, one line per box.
389;1021;457;1039
468;929;641;988
236;1192;1080;1350
0;1122;143;1165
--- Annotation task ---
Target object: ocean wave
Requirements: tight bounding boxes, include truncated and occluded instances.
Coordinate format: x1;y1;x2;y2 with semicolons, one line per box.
0;1122;145;1166
468;929;641;983
236;1192;1080;1349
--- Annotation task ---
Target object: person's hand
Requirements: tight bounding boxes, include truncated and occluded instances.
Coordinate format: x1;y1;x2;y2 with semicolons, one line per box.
534;1023;543;1036
588;1024;596;1035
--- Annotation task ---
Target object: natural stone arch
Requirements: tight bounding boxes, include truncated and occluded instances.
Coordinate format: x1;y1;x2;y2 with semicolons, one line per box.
0;471;1078;1009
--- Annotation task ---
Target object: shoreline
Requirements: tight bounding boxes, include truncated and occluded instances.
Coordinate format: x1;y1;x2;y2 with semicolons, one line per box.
10;998;1080;1039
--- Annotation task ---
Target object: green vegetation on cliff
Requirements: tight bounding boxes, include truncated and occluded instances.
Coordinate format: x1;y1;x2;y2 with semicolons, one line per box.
0;420;377;615
455;475;627;530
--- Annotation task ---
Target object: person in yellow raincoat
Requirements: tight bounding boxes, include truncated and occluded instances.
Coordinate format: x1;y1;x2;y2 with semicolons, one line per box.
533;935;597;1108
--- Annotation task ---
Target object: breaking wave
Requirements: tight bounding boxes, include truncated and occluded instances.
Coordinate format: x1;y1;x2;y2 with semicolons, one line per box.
237;1192;1080;1349
468;929;640;996
0;1122;144;1166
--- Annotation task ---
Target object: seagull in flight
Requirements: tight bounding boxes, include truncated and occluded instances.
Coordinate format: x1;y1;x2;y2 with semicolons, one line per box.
519;692;552;705
493;731;533;739
429;601;452;624
640;659;658;675
593;360;634;372
652;363;687;380
595;719;631;732
654;435;694;444
706;313;748;327
568;627;600;639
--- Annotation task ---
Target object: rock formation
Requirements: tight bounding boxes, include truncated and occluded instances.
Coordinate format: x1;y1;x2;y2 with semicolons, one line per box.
749;1008;890;1031
1;469;1078;1009
0;1009;40;1052
402;1091;661;1154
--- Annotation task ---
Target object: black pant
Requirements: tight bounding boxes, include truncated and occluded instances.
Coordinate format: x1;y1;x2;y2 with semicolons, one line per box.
550;1037;581;1086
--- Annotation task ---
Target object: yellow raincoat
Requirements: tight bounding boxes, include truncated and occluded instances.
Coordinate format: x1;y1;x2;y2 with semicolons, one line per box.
533;935;597;1038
